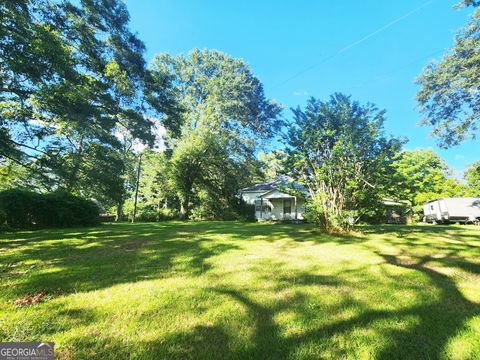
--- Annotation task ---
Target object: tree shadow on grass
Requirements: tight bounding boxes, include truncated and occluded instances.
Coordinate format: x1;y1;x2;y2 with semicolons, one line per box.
0;302;97;341
0;221;354;301
209;251;480;359
0;223;240;300
373;252;480;359
2;222;480;358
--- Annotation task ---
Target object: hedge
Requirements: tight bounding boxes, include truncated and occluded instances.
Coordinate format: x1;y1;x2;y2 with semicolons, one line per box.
0;189;100;230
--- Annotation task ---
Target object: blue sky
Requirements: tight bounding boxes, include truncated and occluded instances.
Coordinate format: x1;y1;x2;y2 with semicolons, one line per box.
125;0;477;175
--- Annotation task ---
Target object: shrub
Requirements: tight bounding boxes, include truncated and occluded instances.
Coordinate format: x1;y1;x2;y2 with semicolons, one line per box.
189;195;255;222
233;198;256;222
42;191;100;227
0;189;99;230
304;196;354;233
157;208;177;221
131;207;177;222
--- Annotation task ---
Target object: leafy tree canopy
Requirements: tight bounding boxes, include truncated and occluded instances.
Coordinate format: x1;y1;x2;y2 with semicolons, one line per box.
145;50;283;219
393;148;468;217
456;0;480;8
465;160;480;195
284;93;404;232
1;0;153;157
147;49;283;149
0;0;171;206
416;9;480;147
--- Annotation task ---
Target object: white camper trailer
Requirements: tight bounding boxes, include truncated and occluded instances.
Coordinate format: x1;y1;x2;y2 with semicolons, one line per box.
423;197;480;224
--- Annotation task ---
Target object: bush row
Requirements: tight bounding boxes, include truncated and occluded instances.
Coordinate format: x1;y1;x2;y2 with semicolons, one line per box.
131;208;178;222
0;189;100;230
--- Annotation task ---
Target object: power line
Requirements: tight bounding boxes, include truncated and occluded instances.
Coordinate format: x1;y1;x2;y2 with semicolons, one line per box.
271;0;436;90
353;48;443;89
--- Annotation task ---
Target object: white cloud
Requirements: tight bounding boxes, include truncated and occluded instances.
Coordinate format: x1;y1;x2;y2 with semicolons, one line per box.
293;90;309;96
455;154;465;160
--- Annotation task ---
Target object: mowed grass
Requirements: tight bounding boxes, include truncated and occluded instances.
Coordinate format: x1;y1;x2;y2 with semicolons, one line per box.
1;222;480;359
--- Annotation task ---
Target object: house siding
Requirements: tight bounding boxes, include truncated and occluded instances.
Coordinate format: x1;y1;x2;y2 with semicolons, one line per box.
241;191;264;205
241;191;306;221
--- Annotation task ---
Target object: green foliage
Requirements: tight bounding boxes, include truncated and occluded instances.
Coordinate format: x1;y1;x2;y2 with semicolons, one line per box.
0;189;99;230
233;199;256;222
0;160;34;191
0;0;164;209
131;208;177;222
393;148;468;219
53;143;127;206
416;9;480;147
2;7;281;222
465;161;480;195
138;152;171;205
148;49;283;143
358;202;409;225
128;139;257;222
145;50;282;220
257;150;286;180
285;93;404;233
1;0;153;155
168;129;248;220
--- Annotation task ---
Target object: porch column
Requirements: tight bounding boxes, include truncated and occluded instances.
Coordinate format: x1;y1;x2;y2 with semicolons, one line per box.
294;196;298;220
260;198;263;220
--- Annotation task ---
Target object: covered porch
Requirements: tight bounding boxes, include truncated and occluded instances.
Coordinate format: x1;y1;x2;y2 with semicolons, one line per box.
255;190;301;221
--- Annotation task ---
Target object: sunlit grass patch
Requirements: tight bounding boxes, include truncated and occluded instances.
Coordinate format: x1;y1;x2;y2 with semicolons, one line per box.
1;222;479;359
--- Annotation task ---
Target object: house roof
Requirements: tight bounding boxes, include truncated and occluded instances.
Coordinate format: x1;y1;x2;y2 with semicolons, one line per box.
241;177;306;193
259;188;297;199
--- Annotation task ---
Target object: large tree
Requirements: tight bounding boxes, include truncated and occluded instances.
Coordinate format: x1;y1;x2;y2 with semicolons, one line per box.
416;8;480;147
147;49;283;218
136;150;173;210
168;127;254;219
0;0;165;205
147;50;283;144
284;94;403;233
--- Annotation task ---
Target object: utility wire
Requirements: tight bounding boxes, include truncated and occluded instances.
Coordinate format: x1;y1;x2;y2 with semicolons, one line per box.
272;0;436;89
353;48;443;89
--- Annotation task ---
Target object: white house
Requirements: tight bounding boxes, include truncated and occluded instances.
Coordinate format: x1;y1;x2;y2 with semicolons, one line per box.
240;178;308;221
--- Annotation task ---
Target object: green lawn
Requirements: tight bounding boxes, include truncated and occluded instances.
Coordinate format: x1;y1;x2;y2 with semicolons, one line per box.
1;222;479;359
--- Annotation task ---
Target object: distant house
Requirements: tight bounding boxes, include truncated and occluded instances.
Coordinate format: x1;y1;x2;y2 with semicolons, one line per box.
240;178;308;221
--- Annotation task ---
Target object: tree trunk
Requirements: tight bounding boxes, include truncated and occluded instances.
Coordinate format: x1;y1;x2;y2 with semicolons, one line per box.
131;153;142;223
179;201;185;219
179;193;190;220
116;201;124;222
66;135;85;192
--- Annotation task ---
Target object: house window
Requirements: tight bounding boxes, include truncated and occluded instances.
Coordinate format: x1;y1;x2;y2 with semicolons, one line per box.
284;199;292;215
